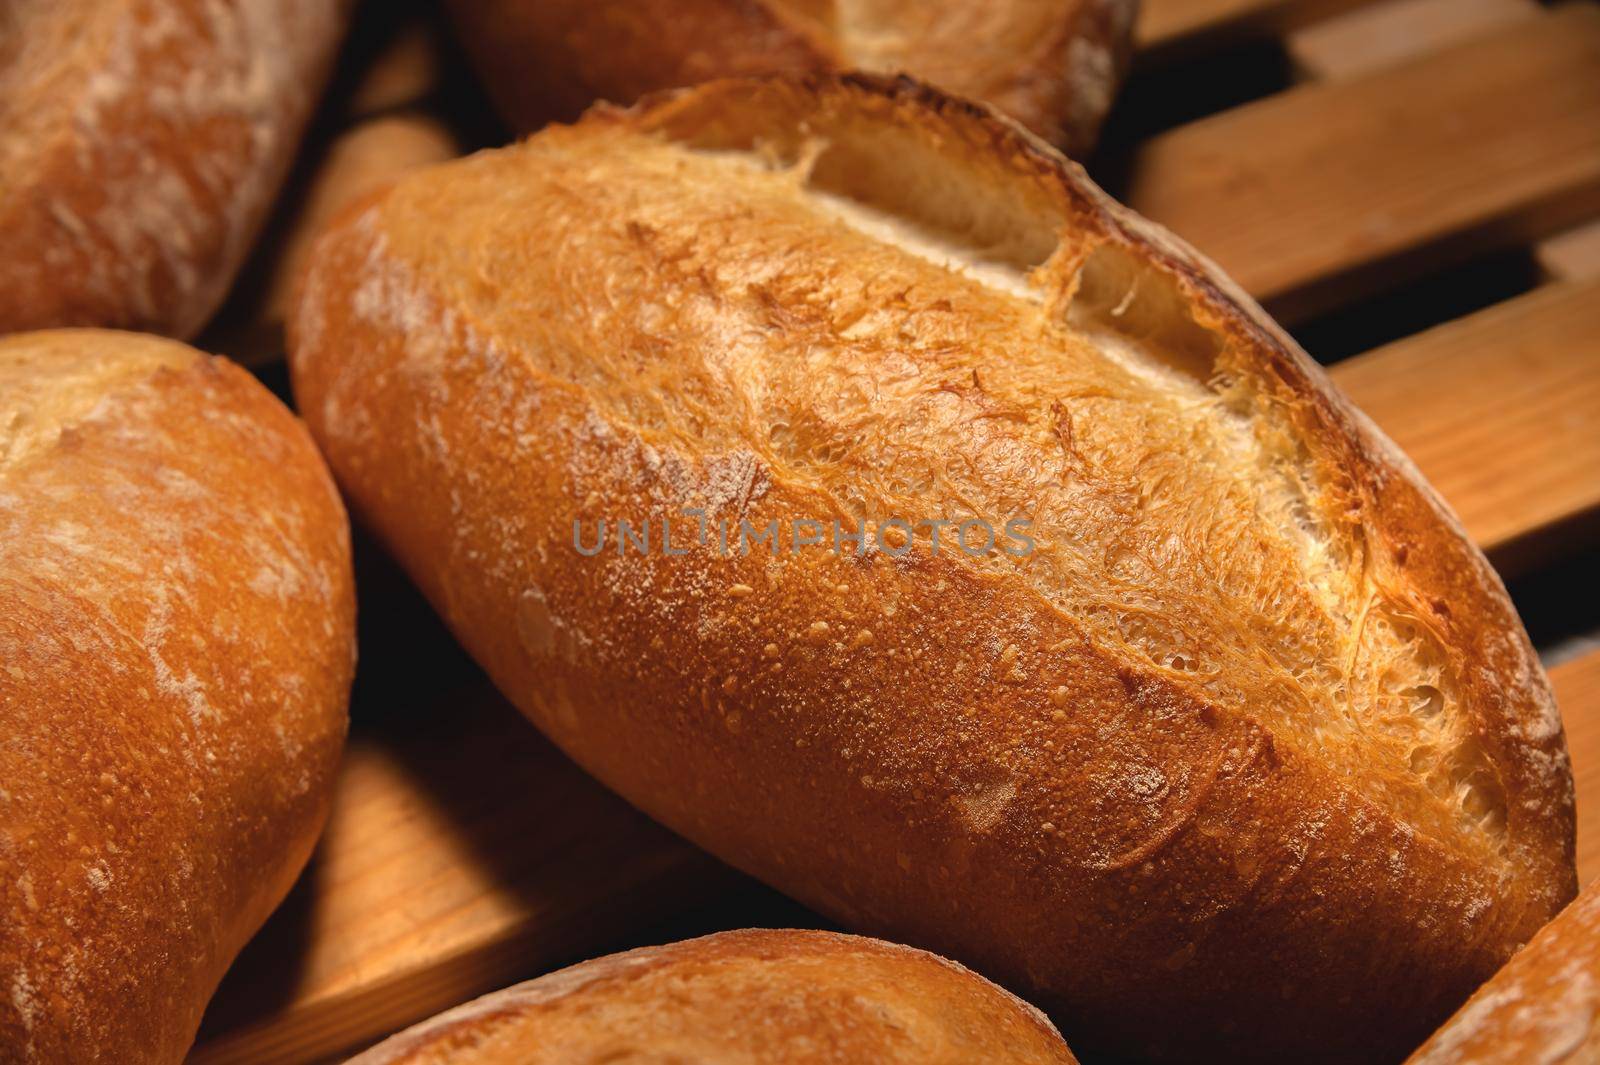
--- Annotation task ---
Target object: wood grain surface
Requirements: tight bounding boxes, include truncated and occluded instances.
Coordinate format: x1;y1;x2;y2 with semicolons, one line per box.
1137;0;1386;56
1559;651;1600;888
1287;0;1538;81
1540;219;1600;284
189;677;732;1065
1123;4;1600;321
1331;279;1600;575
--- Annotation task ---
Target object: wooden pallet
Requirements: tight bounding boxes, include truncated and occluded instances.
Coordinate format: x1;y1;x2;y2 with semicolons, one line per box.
188;1;1600;1060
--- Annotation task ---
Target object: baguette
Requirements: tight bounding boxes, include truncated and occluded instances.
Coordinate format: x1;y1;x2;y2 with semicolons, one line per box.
287;75;1574;1062
348;929;1078;1064
442;0;1135;156
1407;879;1600;1064
0;0;352;339
0;330;355;1061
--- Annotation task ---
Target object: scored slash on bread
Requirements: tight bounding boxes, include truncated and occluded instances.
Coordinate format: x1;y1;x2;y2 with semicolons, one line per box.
287;74;1574;1062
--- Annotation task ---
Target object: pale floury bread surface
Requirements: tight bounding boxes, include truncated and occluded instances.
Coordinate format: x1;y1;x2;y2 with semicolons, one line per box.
1408;880;1600;1065
0;0;352;338
348;929;1078;1064
288;75;1574;1062
443;0;1135;155
0;331;356;1061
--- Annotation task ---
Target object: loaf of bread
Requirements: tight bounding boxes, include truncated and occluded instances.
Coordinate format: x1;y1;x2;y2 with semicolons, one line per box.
443;0;1135;155
1406;879;1600;1064
0;331;355;1061
288;75;1574;1062
349;929;1078;1063
0;0;352;338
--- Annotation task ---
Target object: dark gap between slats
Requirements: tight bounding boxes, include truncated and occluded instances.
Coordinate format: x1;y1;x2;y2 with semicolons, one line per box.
1089;39;1294;197
1508;546;1600;667
1292;248;1544;366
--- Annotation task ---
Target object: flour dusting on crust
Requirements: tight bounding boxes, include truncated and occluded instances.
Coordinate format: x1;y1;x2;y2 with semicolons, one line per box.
0;0;348;336
0;330;354;1060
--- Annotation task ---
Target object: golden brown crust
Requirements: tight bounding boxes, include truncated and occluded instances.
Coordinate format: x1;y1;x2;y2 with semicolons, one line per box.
288;75;1572;1062
0;0;352;338
348;929;1078;1064
0;330;356;1062
444;0;835;131
1407;881;1600;1065
441;0;1134;155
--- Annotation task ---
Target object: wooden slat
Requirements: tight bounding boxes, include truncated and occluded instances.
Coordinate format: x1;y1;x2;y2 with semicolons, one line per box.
1330;278;1600;575
343;21;443;123
1539;219;1600;284
1124;4;1600;322
1137;0;1385;58
1556;649;1600;886
190;685;734;1065
1287;0;1538;82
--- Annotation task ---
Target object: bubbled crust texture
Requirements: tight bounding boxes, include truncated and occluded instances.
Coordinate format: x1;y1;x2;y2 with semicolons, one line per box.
1408;881;1600;1065
0;0;350;338
288;76;1572;1062
442;0;1134;156
0;331;355;1062
350;929;1078;1064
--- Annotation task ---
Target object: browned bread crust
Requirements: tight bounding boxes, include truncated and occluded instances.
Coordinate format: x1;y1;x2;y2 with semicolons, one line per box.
0;331;356;1061
348;929;1078;1064
287;75;1574;1062
1407;879;1600;1065
0;0;351;339
442;0;1135;155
